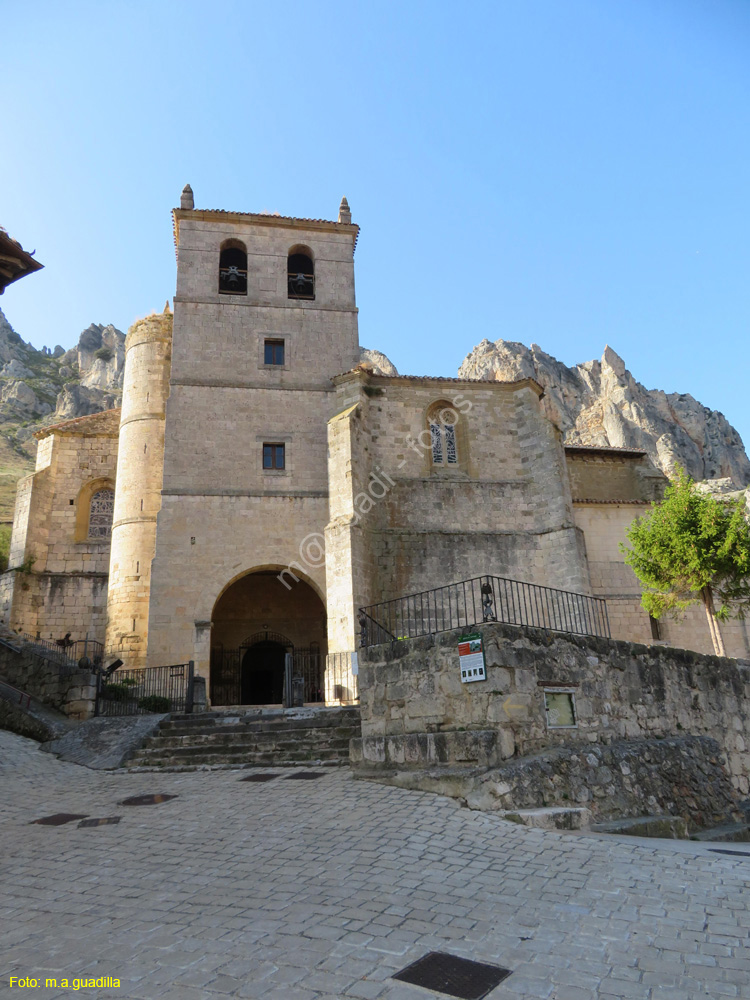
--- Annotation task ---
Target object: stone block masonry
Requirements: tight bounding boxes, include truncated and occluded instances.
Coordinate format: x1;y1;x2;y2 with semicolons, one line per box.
354;621;750;801
0;643;96;719
463;735;740;828
1;409;119;644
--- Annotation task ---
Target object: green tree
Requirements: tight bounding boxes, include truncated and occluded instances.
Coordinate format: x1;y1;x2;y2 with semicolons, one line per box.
621;469;750;656
0;523;11;573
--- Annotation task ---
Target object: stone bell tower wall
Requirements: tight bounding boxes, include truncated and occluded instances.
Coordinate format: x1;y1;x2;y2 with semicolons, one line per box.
105;311;172;666
145;202;360;677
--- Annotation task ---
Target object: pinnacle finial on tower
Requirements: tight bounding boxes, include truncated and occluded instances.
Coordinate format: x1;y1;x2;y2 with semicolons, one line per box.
163;300;171;314
181;184;194;210
338;196;351;224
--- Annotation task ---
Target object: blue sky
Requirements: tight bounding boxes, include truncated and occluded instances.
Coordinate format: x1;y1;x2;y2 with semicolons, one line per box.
3;0;749;447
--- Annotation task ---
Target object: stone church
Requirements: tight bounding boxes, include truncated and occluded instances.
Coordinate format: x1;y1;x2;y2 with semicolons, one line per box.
2;189;747;708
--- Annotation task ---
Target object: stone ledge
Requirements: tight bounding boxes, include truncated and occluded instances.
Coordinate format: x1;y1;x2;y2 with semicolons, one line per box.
350;729;500;770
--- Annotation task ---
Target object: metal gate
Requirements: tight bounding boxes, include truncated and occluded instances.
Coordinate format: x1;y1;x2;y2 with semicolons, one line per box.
210;641;324;707
95;662;195;716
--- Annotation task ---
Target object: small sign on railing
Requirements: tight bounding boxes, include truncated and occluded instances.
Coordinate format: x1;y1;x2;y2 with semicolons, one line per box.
458;633;486;684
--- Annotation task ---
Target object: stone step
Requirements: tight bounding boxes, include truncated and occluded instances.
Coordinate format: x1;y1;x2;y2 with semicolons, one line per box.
126;759;347;773
142;726;358;749
156;719;360;738
161;708;360;731
499;807;593;831
690;822;750;843
590;815;690;839
127;746;348;768
127;706;361;770
133;735;353;758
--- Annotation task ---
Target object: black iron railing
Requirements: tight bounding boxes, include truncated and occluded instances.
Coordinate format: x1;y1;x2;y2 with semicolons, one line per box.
0;678;31;709
19;634;105;673
325;652;359;704
95;662;194;717
358;574;610;647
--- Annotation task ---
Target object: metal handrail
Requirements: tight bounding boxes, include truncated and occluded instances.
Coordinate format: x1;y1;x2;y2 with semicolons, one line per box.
359;574;610;647
18;634;105;671
0;678;32;709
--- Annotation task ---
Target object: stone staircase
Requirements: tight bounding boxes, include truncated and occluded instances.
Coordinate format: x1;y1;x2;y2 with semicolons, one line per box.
125;705;361;770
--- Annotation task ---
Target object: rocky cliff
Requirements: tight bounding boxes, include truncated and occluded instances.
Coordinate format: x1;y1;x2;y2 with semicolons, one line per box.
459;340;750;487
360;347;398;376
0;309;124;518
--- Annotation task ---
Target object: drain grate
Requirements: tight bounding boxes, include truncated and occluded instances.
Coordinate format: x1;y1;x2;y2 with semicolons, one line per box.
78;817;121;828
119;794;178;806
393;952;512;1000
31;813;88;826
240;774;278;782
709;848;750;857
285;771;325;780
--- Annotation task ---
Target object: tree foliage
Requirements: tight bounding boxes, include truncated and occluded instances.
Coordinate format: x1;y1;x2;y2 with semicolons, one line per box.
621;469;750;634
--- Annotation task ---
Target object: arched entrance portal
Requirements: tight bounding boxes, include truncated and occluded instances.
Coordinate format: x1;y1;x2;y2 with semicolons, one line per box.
210;571;326;707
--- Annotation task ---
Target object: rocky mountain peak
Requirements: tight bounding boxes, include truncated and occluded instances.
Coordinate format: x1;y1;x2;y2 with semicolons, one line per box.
0;308;125;458
601;344;627;378
359;347;399;376
459;339;750;487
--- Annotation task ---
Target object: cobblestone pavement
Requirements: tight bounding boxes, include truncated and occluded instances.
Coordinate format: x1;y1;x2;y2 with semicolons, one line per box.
1;730;749;1000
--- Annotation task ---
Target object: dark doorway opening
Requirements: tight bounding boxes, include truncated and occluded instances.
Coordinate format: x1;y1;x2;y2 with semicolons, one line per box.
241;641;286;705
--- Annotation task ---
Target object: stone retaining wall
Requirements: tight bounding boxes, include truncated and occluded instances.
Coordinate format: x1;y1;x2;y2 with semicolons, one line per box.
386;735;740;828
0;644;96;719
353;623;750;796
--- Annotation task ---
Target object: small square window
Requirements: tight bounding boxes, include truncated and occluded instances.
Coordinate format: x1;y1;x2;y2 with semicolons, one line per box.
264;339;285;366
263;443;285;470
544;689;577;729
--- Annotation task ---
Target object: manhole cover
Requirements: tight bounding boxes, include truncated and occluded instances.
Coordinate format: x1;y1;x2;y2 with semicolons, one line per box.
393;952;512;1000
31;813;88;826
240;774;278;782
78;817;121;828
709;848;750;857
285;772;325;780
119;794;178;806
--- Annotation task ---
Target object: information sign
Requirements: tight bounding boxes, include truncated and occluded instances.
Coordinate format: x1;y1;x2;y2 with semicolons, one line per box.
458;633;486;684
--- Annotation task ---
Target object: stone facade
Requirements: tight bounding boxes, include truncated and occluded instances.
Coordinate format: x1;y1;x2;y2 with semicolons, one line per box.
0;410;119;644
0;644;96;719
353;622;750;797
325;371;592;651
2;191;748;709
144;204;360;680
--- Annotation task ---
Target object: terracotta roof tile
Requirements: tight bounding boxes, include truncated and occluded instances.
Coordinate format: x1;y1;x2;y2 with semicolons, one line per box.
333;369;545;393
572;498;651;505
565;444;647;457
34;408;121;439
172;207;360;260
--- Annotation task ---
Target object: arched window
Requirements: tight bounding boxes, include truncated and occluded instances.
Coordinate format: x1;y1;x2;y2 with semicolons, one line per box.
427;401;459;467
219;240;248;294
88;489;115;539
287;246;315;300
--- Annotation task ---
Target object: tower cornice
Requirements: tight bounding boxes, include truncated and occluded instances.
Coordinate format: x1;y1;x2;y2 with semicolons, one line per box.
172;207;359;259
